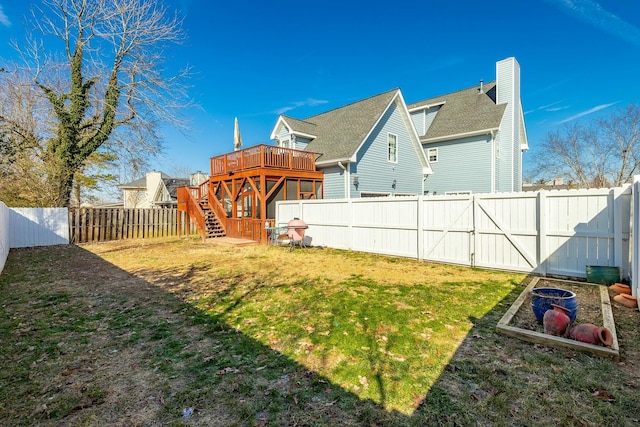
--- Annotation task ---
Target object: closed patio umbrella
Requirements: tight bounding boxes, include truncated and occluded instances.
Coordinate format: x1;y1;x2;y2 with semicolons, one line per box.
234;117;243;151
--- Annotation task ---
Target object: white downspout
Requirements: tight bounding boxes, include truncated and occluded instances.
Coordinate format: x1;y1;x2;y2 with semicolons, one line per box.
490;130;496;193
338;161;349;198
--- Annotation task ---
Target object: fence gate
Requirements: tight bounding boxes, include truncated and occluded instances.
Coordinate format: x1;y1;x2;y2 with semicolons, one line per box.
422;196;474;266
473;194;539;273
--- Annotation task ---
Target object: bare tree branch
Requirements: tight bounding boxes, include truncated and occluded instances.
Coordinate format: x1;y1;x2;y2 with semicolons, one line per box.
0;0;193;206
534;104;640;189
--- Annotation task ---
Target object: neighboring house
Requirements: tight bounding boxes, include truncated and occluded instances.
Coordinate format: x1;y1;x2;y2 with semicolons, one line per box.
270;57;528;197
119;171;206;208
523;178;574;192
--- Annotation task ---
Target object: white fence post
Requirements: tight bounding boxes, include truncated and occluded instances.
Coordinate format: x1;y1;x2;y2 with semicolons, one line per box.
347;198;353;250
633;177;640;297
471;194;478;267
0;202;9;273
613;187;624;277
538;190;548;276
417;196;424;260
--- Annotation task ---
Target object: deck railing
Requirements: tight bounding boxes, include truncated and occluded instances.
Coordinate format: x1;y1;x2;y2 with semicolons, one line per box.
210;144;318;176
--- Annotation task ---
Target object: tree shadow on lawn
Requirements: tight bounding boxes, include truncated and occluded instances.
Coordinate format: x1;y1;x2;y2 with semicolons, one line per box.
2;245;639;426
1;245;425;426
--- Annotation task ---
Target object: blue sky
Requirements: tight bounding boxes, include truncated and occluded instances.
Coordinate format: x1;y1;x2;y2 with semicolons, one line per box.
1;0;640;179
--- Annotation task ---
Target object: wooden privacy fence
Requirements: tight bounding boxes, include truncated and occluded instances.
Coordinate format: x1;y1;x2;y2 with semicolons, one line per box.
275;186;633;280
69;208;186;243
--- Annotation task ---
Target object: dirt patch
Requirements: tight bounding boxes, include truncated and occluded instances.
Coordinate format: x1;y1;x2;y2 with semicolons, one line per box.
499;276;640;363
510;278;605;332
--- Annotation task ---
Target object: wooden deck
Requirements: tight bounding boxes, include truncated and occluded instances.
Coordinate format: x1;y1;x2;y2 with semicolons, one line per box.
179;145;323;244
210;144;318;176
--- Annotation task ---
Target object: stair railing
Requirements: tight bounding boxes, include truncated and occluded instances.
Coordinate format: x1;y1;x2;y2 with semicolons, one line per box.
205;183;228;235
178;186;207;241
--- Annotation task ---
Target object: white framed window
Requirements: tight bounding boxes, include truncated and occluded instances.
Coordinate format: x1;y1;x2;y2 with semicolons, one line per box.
444;191;472;196
427;147;438;162
387;133;398;163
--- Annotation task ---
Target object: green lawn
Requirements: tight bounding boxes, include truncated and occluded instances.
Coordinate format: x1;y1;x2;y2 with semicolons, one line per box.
1;238;638;426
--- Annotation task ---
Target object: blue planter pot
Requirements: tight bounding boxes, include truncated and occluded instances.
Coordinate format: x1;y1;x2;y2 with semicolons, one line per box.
530;287;578;324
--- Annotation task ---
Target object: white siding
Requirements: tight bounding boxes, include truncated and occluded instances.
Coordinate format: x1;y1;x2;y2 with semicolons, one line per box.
9;208;70;248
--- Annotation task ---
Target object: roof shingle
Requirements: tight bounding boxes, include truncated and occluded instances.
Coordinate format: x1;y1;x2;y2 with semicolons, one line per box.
285;89;400;162
407;82;506;141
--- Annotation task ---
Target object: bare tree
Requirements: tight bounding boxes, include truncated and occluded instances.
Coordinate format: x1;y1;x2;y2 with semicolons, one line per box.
536;104;640;188
0;0;192;206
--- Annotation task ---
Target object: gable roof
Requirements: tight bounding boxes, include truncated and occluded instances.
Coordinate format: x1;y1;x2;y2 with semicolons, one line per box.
407;82;506;142
118;176;148;189
280;89;401;162
163;178;190;199
277;116;318;139
118;172;171;189
118;172;174;191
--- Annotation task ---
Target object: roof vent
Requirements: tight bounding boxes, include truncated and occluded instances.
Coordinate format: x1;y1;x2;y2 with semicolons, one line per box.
478;79;484;94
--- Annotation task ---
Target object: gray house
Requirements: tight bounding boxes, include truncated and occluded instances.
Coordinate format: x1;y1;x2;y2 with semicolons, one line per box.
270;57;528;198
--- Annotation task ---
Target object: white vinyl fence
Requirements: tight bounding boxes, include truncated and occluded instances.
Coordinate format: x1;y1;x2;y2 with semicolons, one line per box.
276;186;633;282
0;206;70;274
0;203;9;272
8;208;70;248
633;176;640;297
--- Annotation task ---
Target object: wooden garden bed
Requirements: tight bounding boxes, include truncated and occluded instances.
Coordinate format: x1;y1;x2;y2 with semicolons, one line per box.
497;277;620;360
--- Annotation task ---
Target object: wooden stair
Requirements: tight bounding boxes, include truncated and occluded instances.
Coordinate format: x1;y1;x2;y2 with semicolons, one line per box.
199;200;226;238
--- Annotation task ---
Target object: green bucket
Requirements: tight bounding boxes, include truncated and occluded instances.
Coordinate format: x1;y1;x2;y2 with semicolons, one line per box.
585;265;620;285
